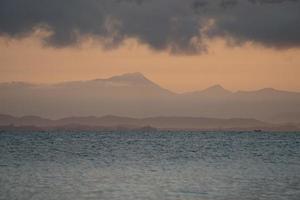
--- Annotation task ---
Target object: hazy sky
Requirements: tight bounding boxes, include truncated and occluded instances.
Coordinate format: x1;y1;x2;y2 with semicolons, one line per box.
1;0;300;93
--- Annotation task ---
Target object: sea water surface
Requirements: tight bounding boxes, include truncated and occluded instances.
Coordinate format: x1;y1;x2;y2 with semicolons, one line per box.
0;130;299;200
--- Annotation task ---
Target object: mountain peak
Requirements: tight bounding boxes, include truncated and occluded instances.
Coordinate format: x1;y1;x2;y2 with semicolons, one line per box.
105;72;175;94
107;72;148;82
184;84;232;97
124;72;145;77
202;84;231;94
105;72;163;87
207;84;225;90
236;87;296;95
258;88;278;93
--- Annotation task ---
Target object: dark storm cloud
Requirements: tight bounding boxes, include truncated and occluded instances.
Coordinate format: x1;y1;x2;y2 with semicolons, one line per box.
0;0;299;53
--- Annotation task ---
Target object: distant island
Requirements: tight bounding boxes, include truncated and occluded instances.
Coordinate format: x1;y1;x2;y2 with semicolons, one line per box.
0;114;299;132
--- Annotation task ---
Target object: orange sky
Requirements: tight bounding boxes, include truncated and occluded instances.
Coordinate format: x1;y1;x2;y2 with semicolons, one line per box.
1;34;300;93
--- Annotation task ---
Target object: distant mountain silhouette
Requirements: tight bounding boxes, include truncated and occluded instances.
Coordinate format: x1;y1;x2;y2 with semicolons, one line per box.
55;72;174;95
184;84;232;98
202;84;232;94
105;72;157;86
0;114;279;131
1;114;299;131
0;72;300;122
270;112;300;123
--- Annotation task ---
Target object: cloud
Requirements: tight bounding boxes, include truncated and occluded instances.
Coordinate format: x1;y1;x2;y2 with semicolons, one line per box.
0;0;299;54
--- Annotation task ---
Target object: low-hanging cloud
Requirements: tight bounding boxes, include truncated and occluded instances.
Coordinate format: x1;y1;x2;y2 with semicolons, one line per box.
0;0;299;54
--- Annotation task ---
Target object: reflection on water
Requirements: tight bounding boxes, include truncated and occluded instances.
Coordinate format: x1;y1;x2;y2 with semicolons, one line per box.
0;131;300;200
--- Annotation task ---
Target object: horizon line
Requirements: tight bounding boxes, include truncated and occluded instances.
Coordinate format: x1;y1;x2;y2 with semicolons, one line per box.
0;113;266;122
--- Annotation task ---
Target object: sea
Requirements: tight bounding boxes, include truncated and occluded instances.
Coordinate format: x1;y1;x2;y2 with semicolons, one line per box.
0;130;299;200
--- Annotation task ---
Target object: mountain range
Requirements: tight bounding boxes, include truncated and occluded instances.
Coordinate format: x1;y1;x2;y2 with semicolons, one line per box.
0;72;300;124
1;114;299;131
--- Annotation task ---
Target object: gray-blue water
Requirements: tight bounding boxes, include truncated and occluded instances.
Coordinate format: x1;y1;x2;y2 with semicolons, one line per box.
0;131;299;200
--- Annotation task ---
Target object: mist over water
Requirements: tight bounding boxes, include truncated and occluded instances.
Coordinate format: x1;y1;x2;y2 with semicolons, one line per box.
0;131;299;200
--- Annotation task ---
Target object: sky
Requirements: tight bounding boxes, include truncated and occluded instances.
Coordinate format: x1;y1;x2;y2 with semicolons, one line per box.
0;0;300;93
